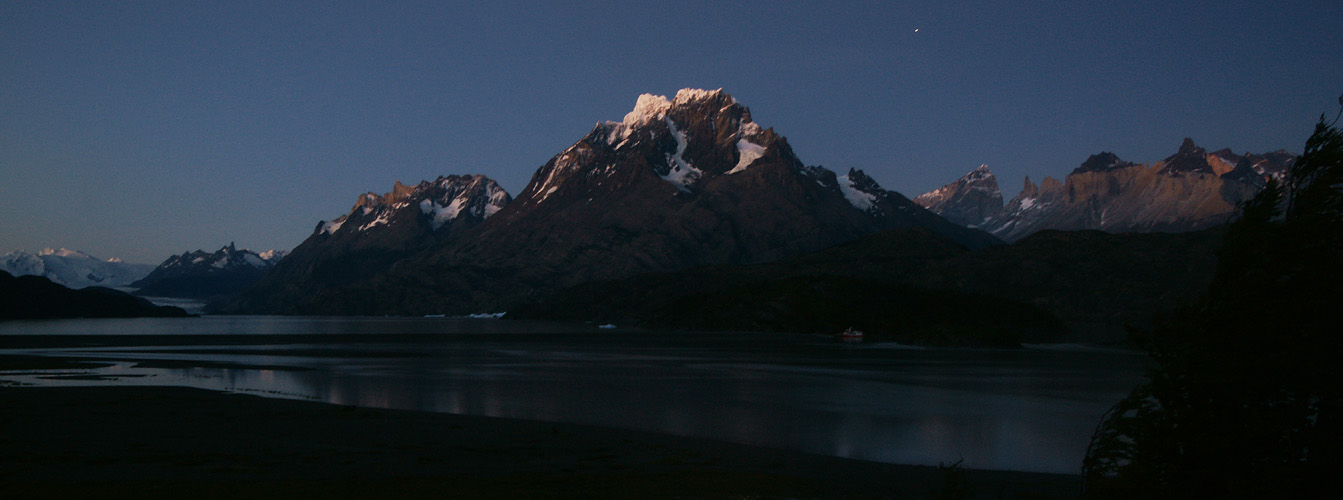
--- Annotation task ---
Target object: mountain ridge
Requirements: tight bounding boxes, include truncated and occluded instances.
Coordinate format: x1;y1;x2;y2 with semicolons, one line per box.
131;243;286;300
1;248;154;289
217;89;999;315
917;139;1295;241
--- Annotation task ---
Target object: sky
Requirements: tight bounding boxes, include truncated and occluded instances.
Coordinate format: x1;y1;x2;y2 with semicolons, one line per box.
3;1;1341;264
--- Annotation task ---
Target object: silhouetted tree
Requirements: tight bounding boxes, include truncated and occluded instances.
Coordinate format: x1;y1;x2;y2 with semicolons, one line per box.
1082;98;1343;499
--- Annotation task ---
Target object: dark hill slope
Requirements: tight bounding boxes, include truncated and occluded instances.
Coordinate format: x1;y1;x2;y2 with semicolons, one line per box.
1;271;190;320
511;227;1223;344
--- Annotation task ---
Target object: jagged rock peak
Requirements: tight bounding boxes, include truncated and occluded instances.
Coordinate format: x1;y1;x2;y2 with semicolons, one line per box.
1177;137;1200;155
838;168;882;211
913;164;1003;228
1022;175;1037;193
319;174;511;235
1159;138;1216;175
603;88;759;145
161;244;284;271
1074;152;1137;174
914;165;1000;203
617;88;737;128
524;88;782;202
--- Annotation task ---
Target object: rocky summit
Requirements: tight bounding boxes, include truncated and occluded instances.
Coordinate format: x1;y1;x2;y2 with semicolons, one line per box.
912;164;1003;228
132;243;285;300
918;139;1297;242
220;175;511;313
218;89;998;315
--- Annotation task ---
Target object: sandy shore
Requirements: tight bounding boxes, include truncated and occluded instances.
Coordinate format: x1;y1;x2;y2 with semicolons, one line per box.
0;356;1082;499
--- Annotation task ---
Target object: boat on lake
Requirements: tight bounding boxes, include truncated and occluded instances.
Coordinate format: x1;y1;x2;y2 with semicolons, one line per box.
839;327;864;342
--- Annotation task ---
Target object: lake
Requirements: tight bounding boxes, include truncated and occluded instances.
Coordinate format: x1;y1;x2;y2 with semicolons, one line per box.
0;316;1147;474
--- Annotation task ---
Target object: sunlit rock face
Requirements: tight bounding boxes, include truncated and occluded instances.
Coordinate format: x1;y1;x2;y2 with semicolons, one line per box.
918;140;1297;242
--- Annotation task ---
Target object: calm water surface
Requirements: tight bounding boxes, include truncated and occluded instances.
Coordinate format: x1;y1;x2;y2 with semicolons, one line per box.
0;316;1146;474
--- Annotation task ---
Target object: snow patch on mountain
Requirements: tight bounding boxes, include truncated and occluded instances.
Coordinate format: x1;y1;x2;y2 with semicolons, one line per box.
419;197;468;229
319;175;512;236
730;139;767;175
358;212;391;231
837;173;877;211
659;118;702;192
319;218;346;235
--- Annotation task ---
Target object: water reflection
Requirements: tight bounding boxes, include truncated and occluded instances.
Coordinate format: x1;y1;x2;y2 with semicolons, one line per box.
0;316;1145;474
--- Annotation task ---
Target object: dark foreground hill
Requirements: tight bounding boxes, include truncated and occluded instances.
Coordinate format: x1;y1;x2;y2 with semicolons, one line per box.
1;270;191;320
511;227;1224;345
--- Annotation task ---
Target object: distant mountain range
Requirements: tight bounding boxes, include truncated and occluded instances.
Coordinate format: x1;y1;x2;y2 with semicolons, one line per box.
915;139;1295;241
1;248;154;289
216;89;998;315
131;243;286;300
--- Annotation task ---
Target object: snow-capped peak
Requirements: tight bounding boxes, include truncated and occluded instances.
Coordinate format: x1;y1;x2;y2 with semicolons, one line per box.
607;89;738;146
671;88;729;106
622;93;673;129
4;248;153;288
38;248;98;260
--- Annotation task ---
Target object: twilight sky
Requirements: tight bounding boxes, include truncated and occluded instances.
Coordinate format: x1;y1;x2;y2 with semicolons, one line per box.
3;1;1341;264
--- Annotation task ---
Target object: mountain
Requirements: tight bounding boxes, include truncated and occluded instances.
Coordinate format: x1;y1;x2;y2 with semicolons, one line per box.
131;243;287;300
1;270;190;320
1;248;154;289
219;89;999;315
217;175;512;314
918;139;1297;241
912;164;1003;228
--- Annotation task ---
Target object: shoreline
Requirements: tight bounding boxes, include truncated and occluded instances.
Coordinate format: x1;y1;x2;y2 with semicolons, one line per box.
1;384;1083;499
